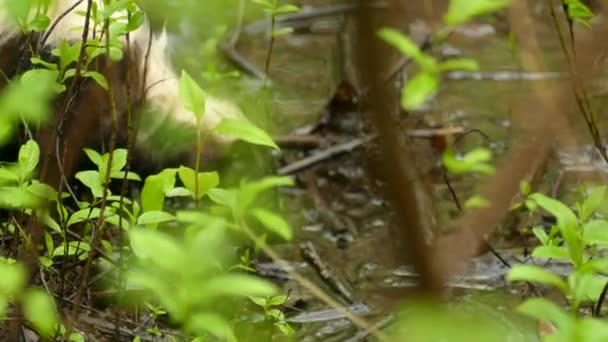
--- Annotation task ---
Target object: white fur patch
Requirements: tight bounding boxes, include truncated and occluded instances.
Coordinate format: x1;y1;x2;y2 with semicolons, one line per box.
0;0;243;143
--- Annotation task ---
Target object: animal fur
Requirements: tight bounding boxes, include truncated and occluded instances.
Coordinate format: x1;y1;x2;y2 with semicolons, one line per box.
0;0;242;186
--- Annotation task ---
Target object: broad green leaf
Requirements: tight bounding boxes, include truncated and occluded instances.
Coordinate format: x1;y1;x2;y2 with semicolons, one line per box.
439;58;479;72
178;166;219;200
28;13;50;32
186;313;236;342
532;226;549;245
251;208;292;240
207;188;236;209
377;28;435;69
137;210;175;226
75;170;104;198
129;229;185;271
267;295;288;306
530;193;582;265
18;140;40;176
402;71;439;110
532;246;570;261
444;0;510;26
507;265;568;292
580;185;606;221
83;71;109;90
274;4;300;15
22;289;59;338
442;147;495;175
214;118;279;150
583;220;608;245
0;261;26;295
179;70;206;121
67;207;102;227
141;168;177;212
516;298;572;332
249;296;267;307
83;149;103;169
201;274;276;298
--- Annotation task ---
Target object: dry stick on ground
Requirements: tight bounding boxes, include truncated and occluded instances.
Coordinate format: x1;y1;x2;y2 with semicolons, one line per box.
430;0;578;283
354;0;442;295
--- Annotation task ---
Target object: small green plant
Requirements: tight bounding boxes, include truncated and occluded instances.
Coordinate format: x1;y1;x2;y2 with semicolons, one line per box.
507;186;608;340
249;294;294;336
251;0;300;86
378;0;510;110
562;0;594;28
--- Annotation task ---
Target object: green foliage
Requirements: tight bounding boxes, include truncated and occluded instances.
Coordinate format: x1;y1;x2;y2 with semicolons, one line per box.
249;295;294;336
563;0;594;28
442;147;495;176
507;186;608;340
444;0;510;26
377;28;479;110
129;223;277;340
0;259;60;338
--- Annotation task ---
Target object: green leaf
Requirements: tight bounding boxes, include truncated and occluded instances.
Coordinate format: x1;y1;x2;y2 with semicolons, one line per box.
439;58;479;72
516;298;573;332
580;185;606;221
207;188;236;209
83;71;108;90
249;296;268;307
67;208;101;227
267;295;288;306
177;166;219;200
185;313;236;341
18;139;40;176
583;220;608;245
0;261;26;296
129;229;185;271
83;149;103;169
377;28;436;69
22;289;58;338
214;118;279;150
137;210;175;226
75;170;104;198
532;246;570;261
530;193;582;266
519;180;531;196
29;13;51;32
274;4;300;15
402;71;439;110
202;274;276;298
126;11;145;32
444;0;510;26
442;147;495;175
141;169;177;212
507;265;568;292
179;70;206;121
251;208;293;240
464;195;490;208
532;226;549;245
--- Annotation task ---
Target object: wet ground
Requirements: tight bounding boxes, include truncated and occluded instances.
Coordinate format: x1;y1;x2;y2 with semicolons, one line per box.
201;1;608;340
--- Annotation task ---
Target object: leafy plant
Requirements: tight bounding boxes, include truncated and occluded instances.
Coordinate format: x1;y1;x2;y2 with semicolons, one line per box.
378;0;510;110
507;186;608;340
251;0;300;86
249;294;294;336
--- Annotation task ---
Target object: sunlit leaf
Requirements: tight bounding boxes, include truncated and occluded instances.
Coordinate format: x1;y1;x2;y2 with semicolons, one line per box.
22;289;59;338
214;118;278;150
444;0;510;26
507;265;568;292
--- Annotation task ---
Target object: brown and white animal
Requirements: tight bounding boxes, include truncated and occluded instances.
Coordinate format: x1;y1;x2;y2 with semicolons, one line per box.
0;0;243;187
